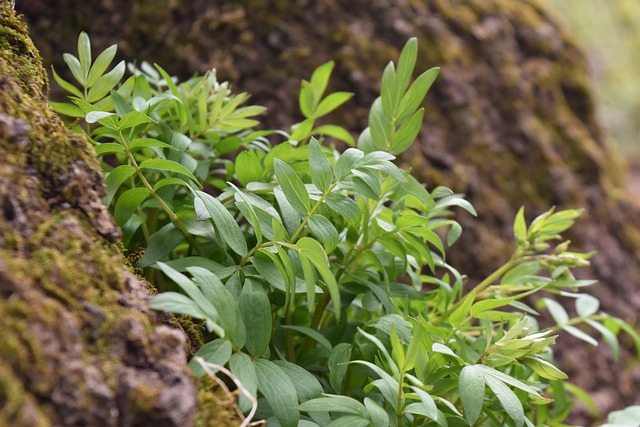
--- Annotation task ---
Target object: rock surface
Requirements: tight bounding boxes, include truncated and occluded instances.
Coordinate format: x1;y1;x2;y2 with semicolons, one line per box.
0;3;197;426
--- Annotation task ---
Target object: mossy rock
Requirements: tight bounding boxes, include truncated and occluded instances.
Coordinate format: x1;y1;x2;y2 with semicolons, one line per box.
0;3;210;425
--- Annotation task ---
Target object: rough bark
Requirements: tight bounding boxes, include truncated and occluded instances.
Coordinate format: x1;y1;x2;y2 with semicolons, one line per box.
14;0;640;421
0;3;199;426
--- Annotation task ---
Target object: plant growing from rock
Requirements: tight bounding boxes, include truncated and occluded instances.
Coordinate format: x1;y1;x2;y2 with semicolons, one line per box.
52;33;640;427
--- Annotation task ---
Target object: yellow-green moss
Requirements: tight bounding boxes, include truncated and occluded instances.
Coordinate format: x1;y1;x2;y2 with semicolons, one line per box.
195;376;242;427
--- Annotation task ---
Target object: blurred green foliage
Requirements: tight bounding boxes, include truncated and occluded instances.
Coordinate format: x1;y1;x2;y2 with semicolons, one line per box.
545;0;640;155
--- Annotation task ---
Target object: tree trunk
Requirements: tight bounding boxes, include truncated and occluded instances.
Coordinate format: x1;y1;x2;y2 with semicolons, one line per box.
0;3;199;426
14;0;640;421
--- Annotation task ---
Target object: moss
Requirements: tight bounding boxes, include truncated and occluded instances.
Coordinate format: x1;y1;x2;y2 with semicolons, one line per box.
1;4;198;425
194;376;242;427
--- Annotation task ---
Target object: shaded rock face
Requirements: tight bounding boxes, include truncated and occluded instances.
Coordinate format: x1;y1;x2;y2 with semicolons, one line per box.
0;3;196;426
15;0;640;420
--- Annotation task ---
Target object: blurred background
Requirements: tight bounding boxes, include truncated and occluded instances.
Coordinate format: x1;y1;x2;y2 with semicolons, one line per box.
545;0;640;194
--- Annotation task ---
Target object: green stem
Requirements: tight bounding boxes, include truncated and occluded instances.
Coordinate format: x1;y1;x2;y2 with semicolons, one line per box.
435;253;530;325
547;314;605;334
118;129;204;256
289;181;338;243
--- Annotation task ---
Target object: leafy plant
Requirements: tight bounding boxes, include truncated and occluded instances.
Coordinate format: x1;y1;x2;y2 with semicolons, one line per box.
52;33;639;427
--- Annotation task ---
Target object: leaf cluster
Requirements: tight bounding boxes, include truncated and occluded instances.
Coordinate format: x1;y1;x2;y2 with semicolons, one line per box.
51;34;640;427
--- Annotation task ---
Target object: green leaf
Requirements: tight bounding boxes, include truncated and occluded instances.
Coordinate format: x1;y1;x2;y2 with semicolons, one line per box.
235;150;263;187
329;343;352;393
409;386;438;422
63;53;85;86
314;92;353;117
138;158;197;183
351;170;381;200
298;395;368;418
459;365;485;424
334;148;364;179
290;118;315;142
50;100;85;118
229;352;257;412
449;289;476;328
308;138;333;192
431;343;464;363
280;325;332;352
233;187;263;246
483;375;524;427
87;60;125;102
154;64;187;127
274;187;301;236
189;339;232;378
255;359;300;427
326;416;369;427
309;214;339;252
188;266;242;347
586;319;619;361
51;66;83;98
514;207;527;244
396;38;418;96
155;262;224;335
273;360;324;402
521;356;568;380
396;67;439;123
239;278;272;356
195;190;247;256
364;397;388;427
77;32;91;81
309;61;334;106
576;294;600;318
148;292;205;319
118;110;155;129
295;237;340;320
299;252;317;312
381;61;398;116
113;187;149;225
299;81;314;118
312;125;355;146
604;404;640;426
94;143;124;156
562;325;598;346
325;193;361;226
139;223;185;267
274;158;311;215
129;137;177;151
85;111;115;124
542;298;569;325
390;108;424;155
368;98;392;150
86;44;117;86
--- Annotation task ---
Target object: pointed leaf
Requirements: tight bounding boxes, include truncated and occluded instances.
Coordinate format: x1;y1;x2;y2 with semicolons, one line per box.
114;187;149;225
195;190;247;256
459;365;485;424
255;359;300;427
308;138;333;192
239;278;272;356
229;352;257;412
274;158;310;214
189;339;232;378
309;214;339;252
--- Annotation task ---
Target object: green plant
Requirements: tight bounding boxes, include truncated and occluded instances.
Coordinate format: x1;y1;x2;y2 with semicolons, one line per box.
52;33;640;427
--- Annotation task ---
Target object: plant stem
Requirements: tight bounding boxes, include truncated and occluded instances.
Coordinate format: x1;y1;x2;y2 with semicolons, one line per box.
289;181;338;243
435;254;530;325
118;129;204;256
